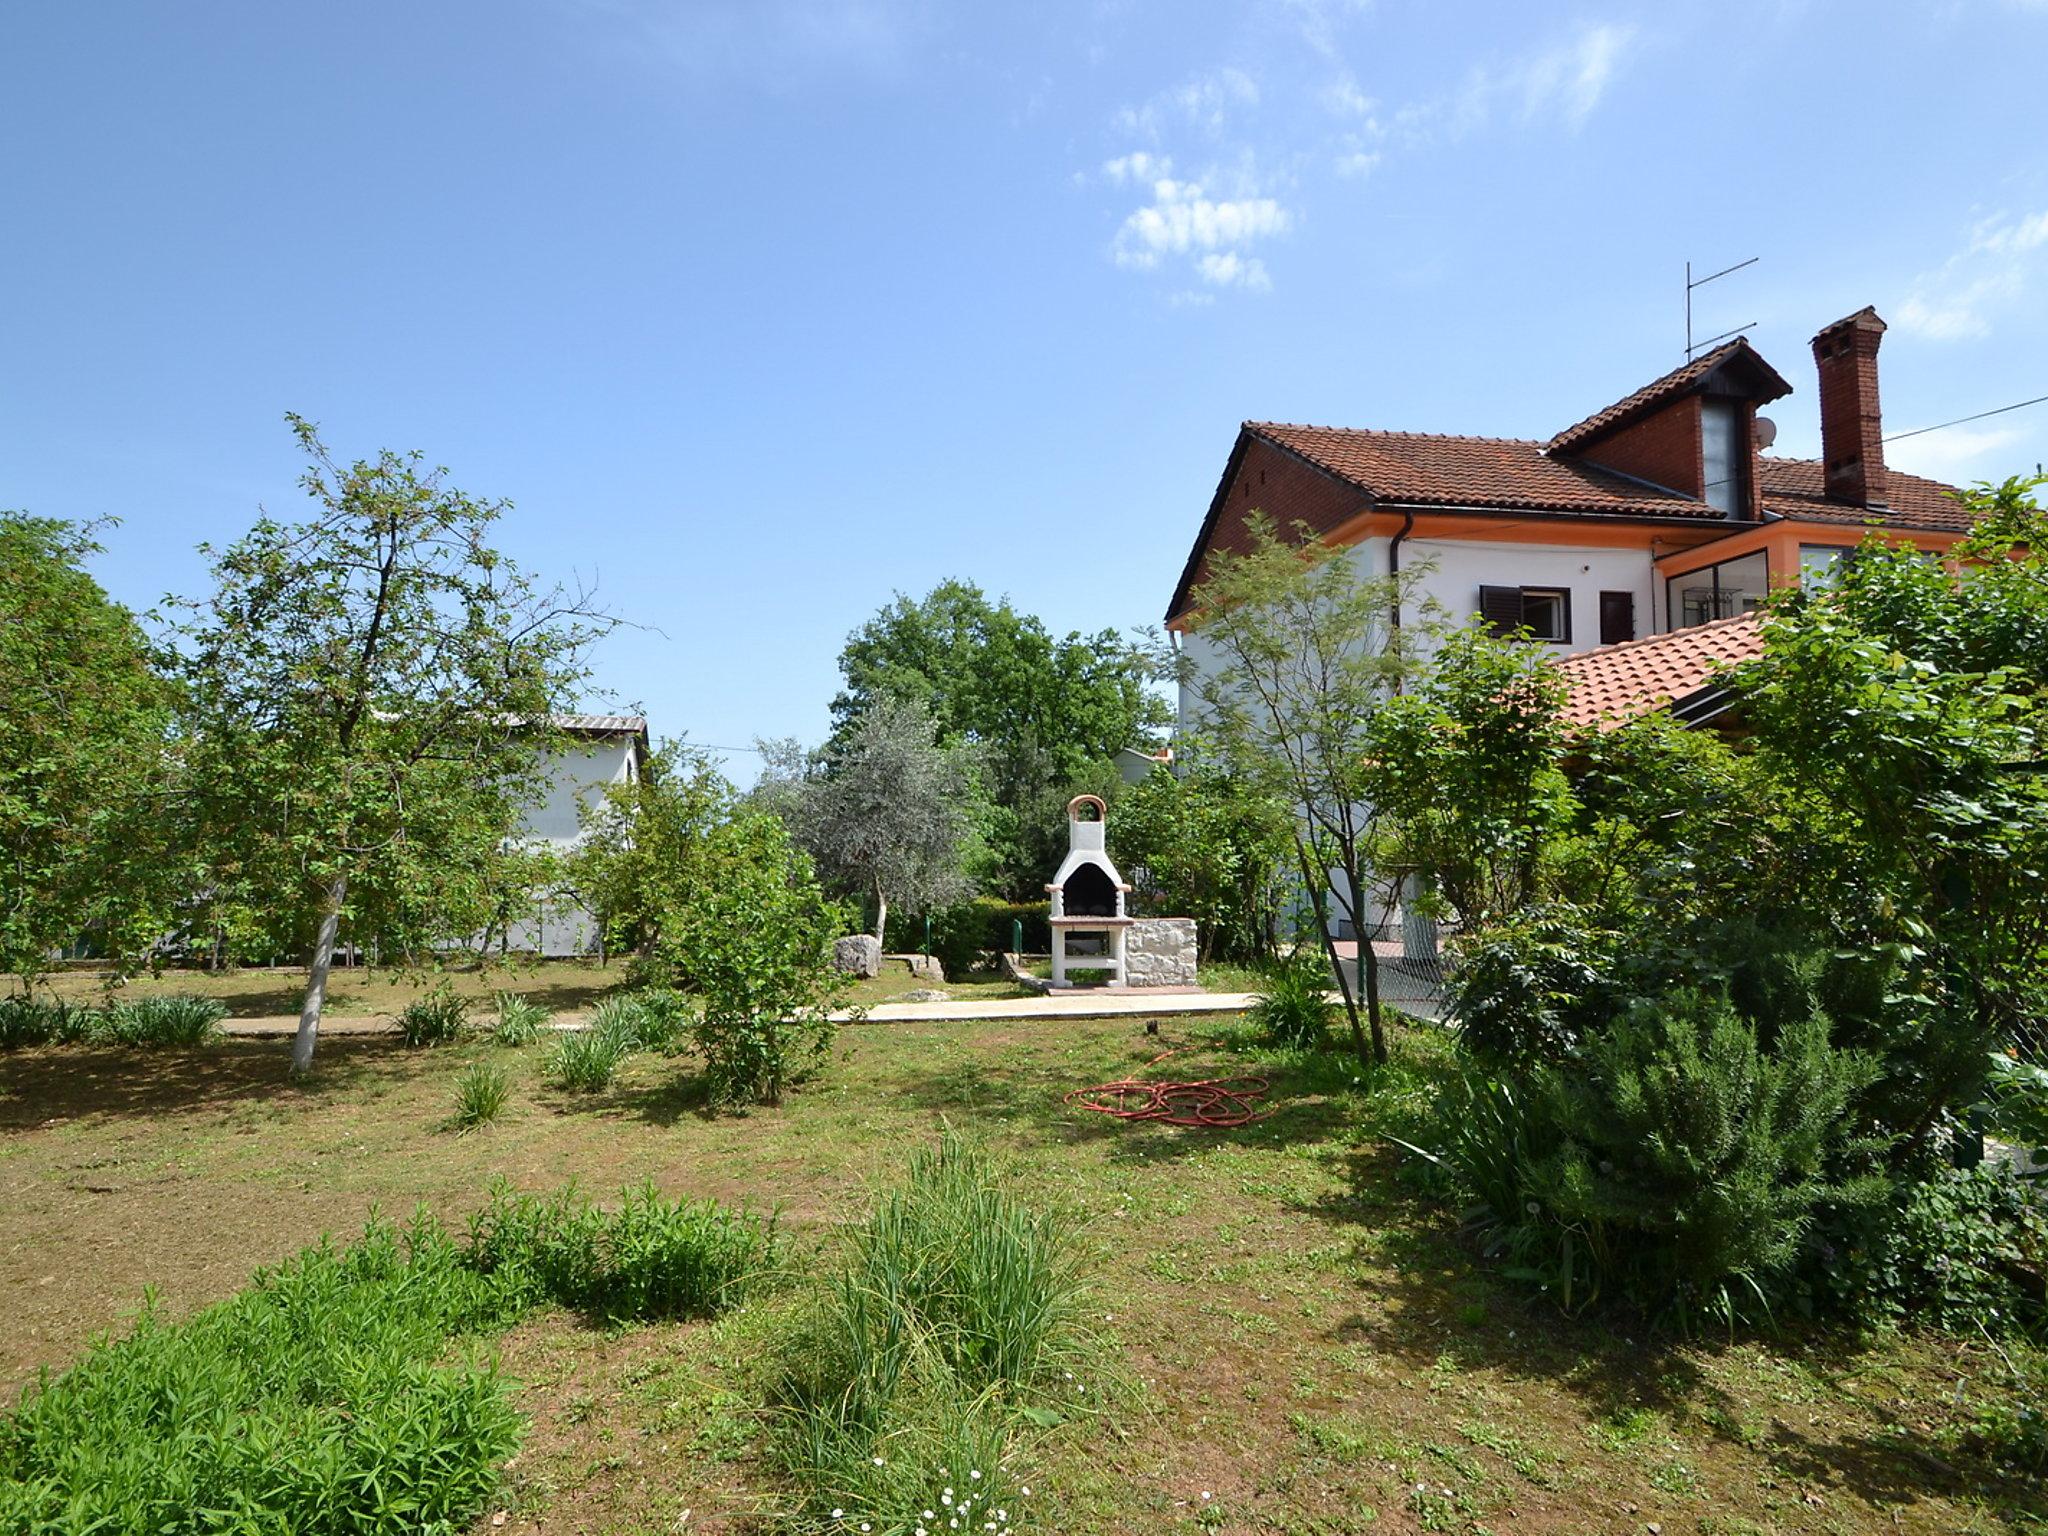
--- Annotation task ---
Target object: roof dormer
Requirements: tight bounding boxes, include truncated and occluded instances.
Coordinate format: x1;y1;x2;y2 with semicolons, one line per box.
1547;339;1792;519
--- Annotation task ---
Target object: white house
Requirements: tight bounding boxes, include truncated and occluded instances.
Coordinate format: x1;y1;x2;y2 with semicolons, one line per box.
499;714;649;957
1166;305;1977;938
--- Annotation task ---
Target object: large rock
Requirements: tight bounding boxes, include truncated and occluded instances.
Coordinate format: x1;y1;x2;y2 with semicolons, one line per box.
1125;917;1197;986
832;934;882;979
906;953;946;984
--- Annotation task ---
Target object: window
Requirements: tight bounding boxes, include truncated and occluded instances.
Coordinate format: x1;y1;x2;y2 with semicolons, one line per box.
1701;399;1745;517
1665;549;1768;630
1599;590;1636;646
1479;585;1572;643
1800;544;1850;588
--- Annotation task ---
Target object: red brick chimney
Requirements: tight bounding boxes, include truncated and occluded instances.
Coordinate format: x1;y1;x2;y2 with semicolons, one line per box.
1810;307;1889;507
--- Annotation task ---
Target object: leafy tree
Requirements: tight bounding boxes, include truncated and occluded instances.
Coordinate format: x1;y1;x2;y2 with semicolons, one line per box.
1181;514;1438;1063
664;811;848;1107
831;580;1167;893
1367;627;1576;929
1112;753;1292;962
758;694;983;939
0;515;179;984
570;741;734;964
175;418;615;1073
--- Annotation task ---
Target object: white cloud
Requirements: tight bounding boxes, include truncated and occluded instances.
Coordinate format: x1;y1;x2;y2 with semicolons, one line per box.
1281;0;1374;58
1108;172;1290;294
1102;150;1171;184
1196;252;1272;290
1885;424;2027;481
1515;21;1631;127
1895;208;2048;342
1402;21;1637;142
1114;66;1259;140
1113;177;1290;266
1333;143;1381;178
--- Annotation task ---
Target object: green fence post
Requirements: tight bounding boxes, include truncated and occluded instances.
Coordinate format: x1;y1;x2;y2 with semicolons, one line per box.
923;915;933;957
1012;917;1023;955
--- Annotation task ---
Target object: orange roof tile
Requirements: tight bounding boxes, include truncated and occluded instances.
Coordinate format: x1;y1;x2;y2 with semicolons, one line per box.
1547;338;1790;454
1250;422;1722;517
1554;612;1767;732
1757;457;1973;532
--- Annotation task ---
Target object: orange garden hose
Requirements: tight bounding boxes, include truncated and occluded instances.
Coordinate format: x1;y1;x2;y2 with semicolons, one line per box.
1064;1049;1271;1128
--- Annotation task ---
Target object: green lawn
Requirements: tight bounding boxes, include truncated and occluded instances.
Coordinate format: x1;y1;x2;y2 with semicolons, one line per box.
0;1013;2038;1534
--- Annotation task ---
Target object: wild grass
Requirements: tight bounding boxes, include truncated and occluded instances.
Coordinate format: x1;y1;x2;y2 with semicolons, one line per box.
397;988;468;1048
546;1026;627;1092
0;1186;777;1527
589;988;689;1054
0;993;225;1050
466;1180;780;1322
771;1129;1089;1531
490;990;550;1046
0;1214;524;1533
452;1061;511;1131
1246;948;1337;1049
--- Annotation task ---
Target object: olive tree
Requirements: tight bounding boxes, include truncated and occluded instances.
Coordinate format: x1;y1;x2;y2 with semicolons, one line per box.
758;693;983;940
176;417;615;1073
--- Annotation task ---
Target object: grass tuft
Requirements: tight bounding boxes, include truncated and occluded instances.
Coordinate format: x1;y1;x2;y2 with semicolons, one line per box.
771;1128;1089;1530
546;1026;627;1091
451;1061;510;1131
0;993;226;1050
491;991;550;1047
397;988;468;1048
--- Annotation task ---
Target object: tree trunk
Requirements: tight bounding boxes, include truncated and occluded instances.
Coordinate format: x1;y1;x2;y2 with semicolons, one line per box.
871;883;888;944
291;874;348;1076
1293;844;1371;1064
1357;924;1386;1064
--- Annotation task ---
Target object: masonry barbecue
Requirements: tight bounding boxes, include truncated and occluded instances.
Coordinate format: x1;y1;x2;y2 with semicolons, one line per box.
1046;794;1133;987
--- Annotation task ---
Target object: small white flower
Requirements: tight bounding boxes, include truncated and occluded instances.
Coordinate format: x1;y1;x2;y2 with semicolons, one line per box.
924;1513;935;1521
861;1526;871;1533
873;1455;885;1465
1021;1487;1030;1497
970;1470;982;1480
942;1492;953;1506
832;1511;844;1520
1202;1492;1212;1501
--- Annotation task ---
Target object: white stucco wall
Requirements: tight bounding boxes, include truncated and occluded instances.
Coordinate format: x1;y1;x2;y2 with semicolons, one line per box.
517;738;640;847
498;735;641;958
1399;537;1657;656
1173;531;1657;941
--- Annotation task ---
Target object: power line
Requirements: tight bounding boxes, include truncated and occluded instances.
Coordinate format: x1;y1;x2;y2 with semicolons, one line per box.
1883;392;2048;444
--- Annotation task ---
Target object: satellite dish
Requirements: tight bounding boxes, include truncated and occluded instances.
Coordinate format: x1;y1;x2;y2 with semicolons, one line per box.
1754;415;1778;451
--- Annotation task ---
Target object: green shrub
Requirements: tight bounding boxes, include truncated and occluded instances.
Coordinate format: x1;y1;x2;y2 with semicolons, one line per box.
0;1215;523;1533
1445;904;1613;1067
669;813;847;1107
1246;947;1336;1049
546;1027;626;1092
97;994;227;1047
452;1061;510;1131
1536;989;1883;1329
398;987;467;1048
465;1180;778;1321
887;897;1052;977
1836;1162;2048;1335
491;991;549;1046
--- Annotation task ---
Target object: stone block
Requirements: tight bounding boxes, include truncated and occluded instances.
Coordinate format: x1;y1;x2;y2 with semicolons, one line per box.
1125;917;1197;986
832;934;882;979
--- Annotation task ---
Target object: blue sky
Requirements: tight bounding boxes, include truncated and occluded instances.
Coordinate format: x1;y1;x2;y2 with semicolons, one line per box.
4;1;2045;764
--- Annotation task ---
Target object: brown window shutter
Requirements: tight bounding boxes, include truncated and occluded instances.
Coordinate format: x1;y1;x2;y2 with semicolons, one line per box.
1478;585;1525;635
1599;591;1635;646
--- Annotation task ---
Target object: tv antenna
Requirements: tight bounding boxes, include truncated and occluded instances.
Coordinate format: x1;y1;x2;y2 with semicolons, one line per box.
1686;256;1758;359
